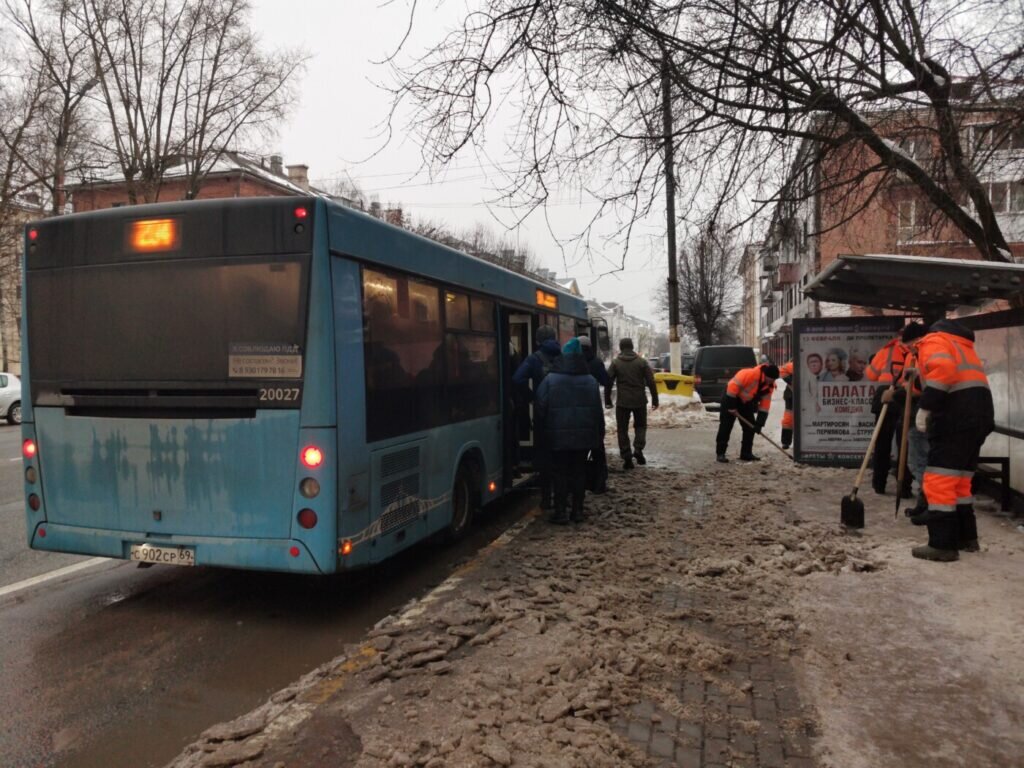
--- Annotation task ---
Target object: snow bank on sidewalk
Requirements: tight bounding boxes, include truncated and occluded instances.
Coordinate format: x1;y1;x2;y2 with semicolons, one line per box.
605;394;709;436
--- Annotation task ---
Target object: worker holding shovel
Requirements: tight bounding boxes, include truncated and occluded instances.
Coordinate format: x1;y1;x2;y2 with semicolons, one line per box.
912;320;994;561
716;363;780;463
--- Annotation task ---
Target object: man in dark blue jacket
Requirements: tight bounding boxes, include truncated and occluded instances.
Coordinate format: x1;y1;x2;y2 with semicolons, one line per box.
578;335;609;493
513;325;561;507
536;338;605;524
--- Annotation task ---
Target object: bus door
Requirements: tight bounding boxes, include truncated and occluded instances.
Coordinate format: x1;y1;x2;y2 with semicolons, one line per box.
505;313;535;479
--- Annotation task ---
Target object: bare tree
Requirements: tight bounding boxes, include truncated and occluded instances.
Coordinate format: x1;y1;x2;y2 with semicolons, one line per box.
408;218;543;276
659;219;740;346
0;50;49;369
74;0;305;203
389;0;1024;264
5;0;100;214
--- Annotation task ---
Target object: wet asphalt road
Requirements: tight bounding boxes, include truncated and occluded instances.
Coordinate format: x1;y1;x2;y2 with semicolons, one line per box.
0;442;538;768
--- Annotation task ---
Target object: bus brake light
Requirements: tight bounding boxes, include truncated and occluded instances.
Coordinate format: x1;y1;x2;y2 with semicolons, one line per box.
23;439;37;459
301;446;323;469
294;207;308;219
28;228;38;241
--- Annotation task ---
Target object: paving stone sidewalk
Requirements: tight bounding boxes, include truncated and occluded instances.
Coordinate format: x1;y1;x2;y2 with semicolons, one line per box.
169;419;834;768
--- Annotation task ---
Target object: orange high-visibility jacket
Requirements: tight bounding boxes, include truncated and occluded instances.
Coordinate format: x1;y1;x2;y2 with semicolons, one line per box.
917;320;994;432
726;365;775;413
865;338;909;385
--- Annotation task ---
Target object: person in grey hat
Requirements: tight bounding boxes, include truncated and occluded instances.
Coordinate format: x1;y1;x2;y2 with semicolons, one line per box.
513;325;562;508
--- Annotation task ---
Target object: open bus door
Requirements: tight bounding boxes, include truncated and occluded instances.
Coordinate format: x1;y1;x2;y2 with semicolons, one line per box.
590;317;611;357
502;312;534;488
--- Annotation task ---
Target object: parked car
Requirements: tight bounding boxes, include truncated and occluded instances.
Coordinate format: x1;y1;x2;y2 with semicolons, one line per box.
0;372;20;425
692;346;758;408
648;352;695;375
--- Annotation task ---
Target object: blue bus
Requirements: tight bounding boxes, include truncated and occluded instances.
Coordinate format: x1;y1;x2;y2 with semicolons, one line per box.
21;197;597;574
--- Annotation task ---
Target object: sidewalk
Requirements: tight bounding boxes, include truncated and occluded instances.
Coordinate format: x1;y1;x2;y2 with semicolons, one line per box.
168;414;1024;768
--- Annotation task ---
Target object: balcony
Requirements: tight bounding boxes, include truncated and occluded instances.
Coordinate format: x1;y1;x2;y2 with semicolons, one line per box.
771;263;801;291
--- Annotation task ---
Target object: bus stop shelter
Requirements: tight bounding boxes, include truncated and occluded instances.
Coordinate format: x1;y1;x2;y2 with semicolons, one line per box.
803;253;1024;507
804;253;1024;317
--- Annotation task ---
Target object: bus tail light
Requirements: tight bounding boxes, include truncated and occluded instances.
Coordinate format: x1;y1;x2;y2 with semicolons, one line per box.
23;439;37;459
293;206;308;219
28;494;41;511
301;445;323;469
299;478;320;498
297;508;318;529
26;466;37;484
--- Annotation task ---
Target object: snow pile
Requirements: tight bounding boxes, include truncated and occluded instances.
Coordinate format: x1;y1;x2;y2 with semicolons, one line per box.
605;395;709;436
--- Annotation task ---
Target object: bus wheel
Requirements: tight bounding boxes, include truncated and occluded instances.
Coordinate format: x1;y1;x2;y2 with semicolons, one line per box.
7;401;20;425
448;465;477;540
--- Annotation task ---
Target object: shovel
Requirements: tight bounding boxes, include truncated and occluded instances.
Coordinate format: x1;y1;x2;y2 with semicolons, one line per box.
841;386;895;528
894;379;914;518
734;412;794;461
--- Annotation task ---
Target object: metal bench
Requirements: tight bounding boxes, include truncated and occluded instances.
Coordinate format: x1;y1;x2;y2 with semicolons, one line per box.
974;424;1019;512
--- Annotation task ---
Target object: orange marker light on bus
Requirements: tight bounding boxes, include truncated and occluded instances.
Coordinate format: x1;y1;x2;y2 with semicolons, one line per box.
22;439;37;459
301;445;323;469
488;481;497;493
340;540;353;556
128;218;180;252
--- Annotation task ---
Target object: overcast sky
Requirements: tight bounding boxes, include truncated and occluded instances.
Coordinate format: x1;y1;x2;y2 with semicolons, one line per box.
251;1;668;326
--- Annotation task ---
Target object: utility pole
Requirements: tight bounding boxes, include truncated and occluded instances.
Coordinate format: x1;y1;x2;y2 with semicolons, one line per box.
662;57;681;374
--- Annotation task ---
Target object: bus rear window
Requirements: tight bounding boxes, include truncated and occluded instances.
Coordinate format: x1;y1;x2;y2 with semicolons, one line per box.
27;257;308;385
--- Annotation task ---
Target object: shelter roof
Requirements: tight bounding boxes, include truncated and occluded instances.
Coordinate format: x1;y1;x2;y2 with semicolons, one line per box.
804;253;1024;312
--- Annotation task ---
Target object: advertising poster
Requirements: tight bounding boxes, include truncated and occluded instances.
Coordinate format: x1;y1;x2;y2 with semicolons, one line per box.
793;316;905;466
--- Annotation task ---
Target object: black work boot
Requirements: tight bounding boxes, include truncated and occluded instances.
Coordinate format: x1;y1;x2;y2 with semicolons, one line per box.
622;456;634;470
633;450;646;465
716;454;729;464
957;504;980;552
738;453;760;462
780;428;792;450
549;508;570;525
905;495;928;522
912;512;959;562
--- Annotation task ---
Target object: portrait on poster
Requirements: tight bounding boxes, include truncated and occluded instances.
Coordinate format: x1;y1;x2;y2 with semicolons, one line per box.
793;317;905;466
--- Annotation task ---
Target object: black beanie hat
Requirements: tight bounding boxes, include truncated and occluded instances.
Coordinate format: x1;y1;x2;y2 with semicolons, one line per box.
762;364;780;379
902;322;926;343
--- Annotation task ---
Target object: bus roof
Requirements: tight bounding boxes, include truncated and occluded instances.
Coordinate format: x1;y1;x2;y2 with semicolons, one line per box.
322;198;587;317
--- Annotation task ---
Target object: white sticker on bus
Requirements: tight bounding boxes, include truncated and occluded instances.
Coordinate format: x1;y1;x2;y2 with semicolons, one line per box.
229;343;303;378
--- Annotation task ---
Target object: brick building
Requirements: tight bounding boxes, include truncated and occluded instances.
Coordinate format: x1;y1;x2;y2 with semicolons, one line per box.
68;151;343;212
746;112;1024;362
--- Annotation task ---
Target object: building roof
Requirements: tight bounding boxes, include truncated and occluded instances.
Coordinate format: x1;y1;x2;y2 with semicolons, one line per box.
804;253;1024;312
67;151;349;201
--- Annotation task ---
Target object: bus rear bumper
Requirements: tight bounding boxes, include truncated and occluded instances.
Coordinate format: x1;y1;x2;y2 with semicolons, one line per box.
29;523;327;575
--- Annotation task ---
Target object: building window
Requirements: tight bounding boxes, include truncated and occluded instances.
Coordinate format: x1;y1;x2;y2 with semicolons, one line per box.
983;181;1024;213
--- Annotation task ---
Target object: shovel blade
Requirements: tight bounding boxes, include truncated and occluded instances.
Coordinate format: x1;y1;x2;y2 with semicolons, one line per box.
841;495;865;528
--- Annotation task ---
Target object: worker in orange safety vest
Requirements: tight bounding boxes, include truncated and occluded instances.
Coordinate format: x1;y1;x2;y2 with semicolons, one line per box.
778;361;795;450
716;363;779;463
866;323;927;495
912;319;994;561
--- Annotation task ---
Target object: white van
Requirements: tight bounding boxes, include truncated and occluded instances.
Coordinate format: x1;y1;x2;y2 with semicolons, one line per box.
0;373;22;425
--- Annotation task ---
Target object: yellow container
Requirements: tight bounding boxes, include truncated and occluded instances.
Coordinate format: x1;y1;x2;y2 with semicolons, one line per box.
654;372;695;397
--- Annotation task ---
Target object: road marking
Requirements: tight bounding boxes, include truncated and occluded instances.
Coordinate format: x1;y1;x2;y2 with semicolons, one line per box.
0;558;110;599
7;457;21;462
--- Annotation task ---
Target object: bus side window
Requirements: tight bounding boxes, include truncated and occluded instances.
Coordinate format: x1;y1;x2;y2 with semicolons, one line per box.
363;268;444;441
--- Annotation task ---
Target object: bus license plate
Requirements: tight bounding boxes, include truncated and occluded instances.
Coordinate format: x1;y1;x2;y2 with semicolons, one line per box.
130;544;195;566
